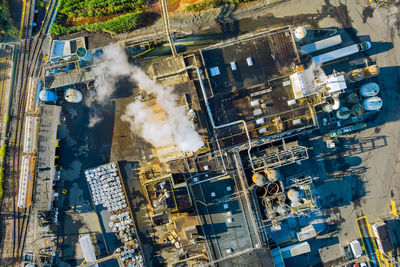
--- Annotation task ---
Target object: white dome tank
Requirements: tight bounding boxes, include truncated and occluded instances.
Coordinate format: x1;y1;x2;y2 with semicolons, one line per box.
336;107;351;120
360;82;380;97
287;189;300;203
265;169;281;182
363;96;383;111
294;26;307;41
65;88;83;103
323;104;334;113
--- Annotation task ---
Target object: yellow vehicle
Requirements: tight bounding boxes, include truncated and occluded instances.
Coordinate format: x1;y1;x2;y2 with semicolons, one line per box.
61;188;68;195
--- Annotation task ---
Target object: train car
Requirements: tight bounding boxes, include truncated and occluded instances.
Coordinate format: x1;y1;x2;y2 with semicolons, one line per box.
17;155;36;208
23;116;39;154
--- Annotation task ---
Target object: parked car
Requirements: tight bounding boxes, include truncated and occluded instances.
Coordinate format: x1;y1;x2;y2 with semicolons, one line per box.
343;244;354;260
360;262;367;267
350;240;363;258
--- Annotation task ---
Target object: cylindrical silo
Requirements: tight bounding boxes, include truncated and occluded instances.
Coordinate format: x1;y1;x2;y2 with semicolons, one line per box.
363;96;383;111
360;82;380;97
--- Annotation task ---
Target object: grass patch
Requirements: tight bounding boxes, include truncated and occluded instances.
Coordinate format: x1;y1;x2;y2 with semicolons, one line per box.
185;0;222;11
51;11;144;35
185;0;254;11
0;144;6;200
0;166;3;199
0;144;5;161
58;0;146;17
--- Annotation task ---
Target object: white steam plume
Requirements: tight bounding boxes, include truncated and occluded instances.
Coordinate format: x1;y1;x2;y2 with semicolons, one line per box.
93;45;132;103
88;113;102;128
308;61;327;83
94;44;204;152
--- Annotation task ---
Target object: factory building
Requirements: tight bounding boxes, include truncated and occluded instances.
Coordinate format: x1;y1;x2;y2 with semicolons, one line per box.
129;25;383;266
34;104;61;211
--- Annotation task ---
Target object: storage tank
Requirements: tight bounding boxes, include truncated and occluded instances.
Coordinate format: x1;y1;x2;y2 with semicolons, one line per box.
77;47;93;62
65;88;83;103
252;173;267;186
265;169;281;182
346;68;364;83
266;182;280;196
332;94;340;110
336;107;351;120
363;64;379;78
322;104;334;113
294;26;307;41
39;89;58;102
360;82;380;97
287;189;300;203
363;96;383;111
255;186;267;198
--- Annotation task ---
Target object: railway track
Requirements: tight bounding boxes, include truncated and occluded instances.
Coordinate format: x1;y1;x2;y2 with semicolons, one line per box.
2;0;59;266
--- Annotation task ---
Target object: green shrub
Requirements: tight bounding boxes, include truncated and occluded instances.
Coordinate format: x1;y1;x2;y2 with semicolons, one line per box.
58;0;146;18
185;0;221;11
52;0;147;35
51;12;143;35
0;0;18;37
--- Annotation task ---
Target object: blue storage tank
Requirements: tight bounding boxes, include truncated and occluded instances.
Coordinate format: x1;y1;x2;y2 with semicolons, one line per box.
39;90;58;102
77;47;92;62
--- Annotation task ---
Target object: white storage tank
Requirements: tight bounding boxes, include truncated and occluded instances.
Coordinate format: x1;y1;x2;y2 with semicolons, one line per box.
294;26;307;41
363;96;383;111
287;189;300;203
265;168;281;182
360;82;380;97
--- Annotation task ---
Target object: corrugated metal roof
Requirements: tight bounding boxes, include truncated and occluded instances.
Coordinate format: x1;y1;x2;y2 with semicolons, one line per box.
79;235;99;267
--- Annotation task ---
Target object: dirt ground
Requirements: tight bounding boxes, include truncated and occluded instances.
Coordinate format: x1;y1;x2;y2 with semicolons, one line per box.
167;0;211;12
58;0;287;48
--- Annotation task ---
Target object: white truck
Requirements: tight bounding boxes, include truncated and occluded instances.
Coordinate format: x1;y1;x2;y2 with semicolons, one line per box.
299;35;342;55
312;41;371;65
349;240;363;258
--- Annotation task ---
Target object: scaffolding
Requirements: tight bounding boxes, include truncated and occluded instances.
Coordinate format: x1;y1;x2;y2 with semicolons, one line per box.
251;146;309;172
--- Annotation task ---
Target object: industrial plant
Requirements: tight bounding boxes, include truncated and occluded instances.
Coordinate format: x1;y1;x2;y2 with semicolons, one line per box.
13;15;398;267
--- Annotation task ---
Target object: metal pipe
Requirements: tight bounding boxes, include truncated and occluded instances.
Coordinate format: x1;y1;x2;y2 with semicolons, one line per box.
152;64;254;170
190;65;254;172
190;65;252;143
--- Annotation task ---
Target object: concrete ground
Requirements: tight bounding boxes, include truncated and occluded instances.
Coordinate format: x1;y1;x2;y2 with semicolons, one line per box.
56;101;116;266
